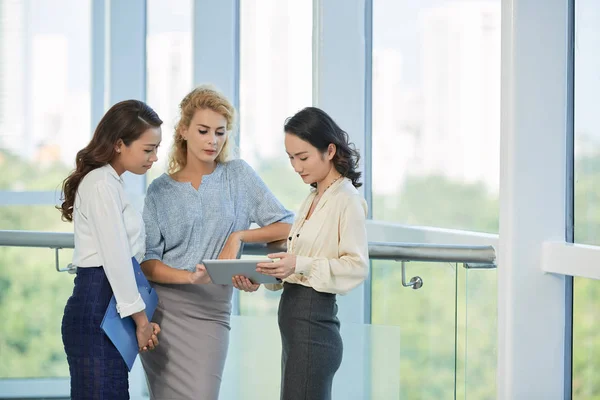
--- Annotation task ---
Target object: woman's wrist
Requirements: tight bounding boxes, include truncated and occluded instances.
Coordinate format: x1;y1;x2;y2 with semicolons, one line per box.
131;310;149;328
234;230;246;243
180;266;201;284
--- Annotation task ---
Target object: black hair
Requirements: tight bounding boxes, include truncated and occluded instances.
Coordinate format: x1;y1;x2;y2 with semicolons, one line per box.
284;107;362;188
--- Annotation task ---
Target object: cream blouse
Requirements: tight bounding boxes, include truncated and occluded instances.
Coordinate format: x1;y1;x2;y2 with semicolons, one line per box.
267;177;369;295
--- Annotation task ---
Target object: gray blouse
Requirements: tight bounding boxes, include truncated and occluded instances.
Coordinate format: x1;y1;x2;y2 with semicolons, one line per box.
142;159;294;319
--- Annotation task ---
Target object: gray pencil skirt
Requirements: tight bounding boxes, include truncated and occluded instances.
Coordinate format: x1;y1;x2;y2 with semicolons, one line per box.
140;282;232;400
278;282;343;400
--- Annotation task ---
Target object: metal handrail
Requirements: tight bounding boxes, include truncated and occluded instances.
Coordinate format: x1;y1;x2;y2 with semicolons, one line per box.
0;230;496;266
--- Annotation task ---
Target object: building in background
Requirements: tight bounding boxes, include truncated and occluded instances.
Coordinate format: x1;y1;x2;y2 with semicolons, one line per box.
419;1;501;191
0;0;28;159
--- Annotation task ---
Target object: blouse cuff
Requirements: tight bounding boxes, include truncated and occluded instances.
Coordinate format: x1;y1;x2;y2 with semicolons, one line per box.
295;255;313;276
264;283;284;291
116;293;146;318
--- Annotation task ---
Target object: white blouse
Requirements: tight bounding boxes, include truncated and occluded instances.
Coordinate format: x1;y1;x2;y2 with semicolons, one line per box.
71;164;146;318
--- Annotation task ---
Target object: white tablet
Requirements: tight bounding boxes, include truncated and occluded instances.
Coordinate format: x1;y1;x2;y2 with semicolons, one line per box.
202;258;282;285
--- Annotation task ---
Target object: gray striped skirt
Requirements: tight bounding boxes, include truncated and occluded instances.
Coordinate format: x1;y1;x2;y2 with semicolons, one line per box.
278;282;343;400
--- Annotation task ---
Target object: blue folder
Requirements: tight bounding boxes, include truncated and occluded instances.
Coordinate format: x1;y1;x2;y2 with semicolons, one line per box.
100;257;158;371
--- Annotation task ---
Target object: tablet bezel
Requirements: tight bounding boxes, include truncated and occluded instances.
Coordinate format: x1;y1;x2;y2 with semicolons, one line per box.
202;258;281;285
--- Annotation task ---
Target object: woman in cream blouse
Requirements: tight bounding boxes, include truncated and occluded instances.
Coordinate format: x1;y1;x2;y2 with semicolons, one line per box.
253;107;369;400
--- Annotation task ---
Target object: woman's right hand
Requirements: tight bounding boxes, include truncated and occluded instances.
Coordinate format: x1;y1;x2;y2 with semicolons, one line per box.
136;321;160;352
188;263;212;284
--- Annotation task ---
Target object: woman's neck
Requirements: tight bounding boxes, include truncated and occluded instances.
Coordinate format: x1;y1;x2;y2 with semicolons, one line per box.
181;156;216;177
109;160;125;176
315;169;342;196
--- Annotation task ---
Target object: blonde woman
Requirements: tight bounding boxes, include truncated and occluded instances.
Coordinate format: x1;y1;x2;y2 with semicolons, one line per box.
139;85;293;399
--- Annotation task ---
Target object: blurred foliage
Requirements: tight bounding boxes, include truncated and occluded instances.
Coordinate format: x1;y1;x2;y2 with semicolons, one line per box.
0;149;74;378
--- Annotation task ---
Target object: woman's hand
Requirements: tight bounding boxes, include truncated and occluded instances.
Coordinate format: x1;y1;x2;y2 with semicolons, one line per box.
232;275;260;292
256;252;297;280
136;321;160;352
218;232;243;260
188;263;211;284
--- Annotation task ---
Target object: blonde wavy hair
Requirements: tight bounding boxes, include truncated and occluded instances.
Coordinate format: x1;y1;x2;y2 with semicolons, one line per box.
168;85;237;174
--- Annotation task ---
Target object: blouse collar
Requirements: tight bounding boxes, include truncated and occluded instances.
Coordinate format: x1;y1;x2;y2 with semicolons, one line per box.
103;163;124;184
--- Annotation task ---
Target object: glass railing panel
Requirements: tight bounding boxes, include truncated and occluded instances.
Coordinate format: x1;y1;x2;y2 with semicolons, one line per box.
573;278;600;398
371;260;458;399
0;245;149;399
220;315;401;400
237;256;280;317
0;247;74;378
573;0;600;396
455;263;467;400
461;265;497;400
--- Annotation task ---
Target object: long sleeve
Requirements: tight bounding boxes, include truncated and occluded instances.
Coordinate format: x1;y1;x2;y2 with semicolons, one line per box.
294;195;369;295
142;192;165;262
88;181;145;318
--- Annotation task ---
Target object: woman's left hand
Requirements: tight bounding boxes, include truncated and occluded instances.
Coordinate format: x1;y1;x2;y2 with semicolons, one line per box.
232;275;260;292
218;232;243;260
256;252;297;280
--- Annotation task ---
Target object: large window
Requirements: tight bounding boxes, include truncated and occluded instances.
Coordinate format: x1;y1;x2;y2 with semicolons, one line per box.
145;0;193;183
239;0;312;213
0;0;91;194
371;0;500;233
0;0;91;378
237;0;313;316
573;0;600;398
371;1;500;398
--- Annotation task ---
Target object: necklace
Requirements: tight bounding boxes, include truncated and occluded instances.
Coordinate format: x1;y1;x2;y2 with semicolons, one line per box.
295;174;343;238
309;175;343;217
318;175;343;197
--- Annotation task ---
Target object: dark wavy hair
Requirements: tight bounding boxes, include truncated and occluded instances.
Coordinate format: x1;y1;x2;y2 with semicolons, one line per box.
284;107;362;188
58;100;163;222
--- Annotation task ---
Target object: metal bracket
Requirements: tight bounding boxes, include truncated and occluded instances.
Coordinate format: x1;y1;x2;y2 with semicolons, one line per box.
400;260;423;290
54;248;76;274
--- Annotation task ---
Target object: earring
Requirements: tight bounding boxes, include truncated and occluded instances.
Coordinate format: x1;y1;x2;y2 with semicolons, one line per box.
116;149;121;154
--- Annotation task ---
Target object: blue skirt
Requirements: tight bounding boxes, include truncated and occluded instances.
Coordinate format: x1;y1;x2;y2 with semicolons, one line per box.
61;266;129;400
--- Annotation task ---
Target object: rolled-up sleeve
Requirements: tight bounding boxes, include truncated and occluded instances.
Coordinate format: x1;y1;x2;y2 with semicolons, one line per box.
88;181;145;318
295;196;369;295
142;192;164;262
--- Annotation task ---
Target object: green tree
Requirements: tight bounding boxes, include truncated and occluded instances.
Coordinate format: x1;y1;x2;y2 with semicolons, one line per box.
373;174;499;233
0;149;74;378
572;150;600;398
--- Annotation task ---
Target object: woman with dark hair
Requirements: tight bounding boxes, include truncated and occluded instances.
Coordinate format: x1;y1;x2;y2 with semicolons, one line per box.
254;106;369;400
59;99;163;399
